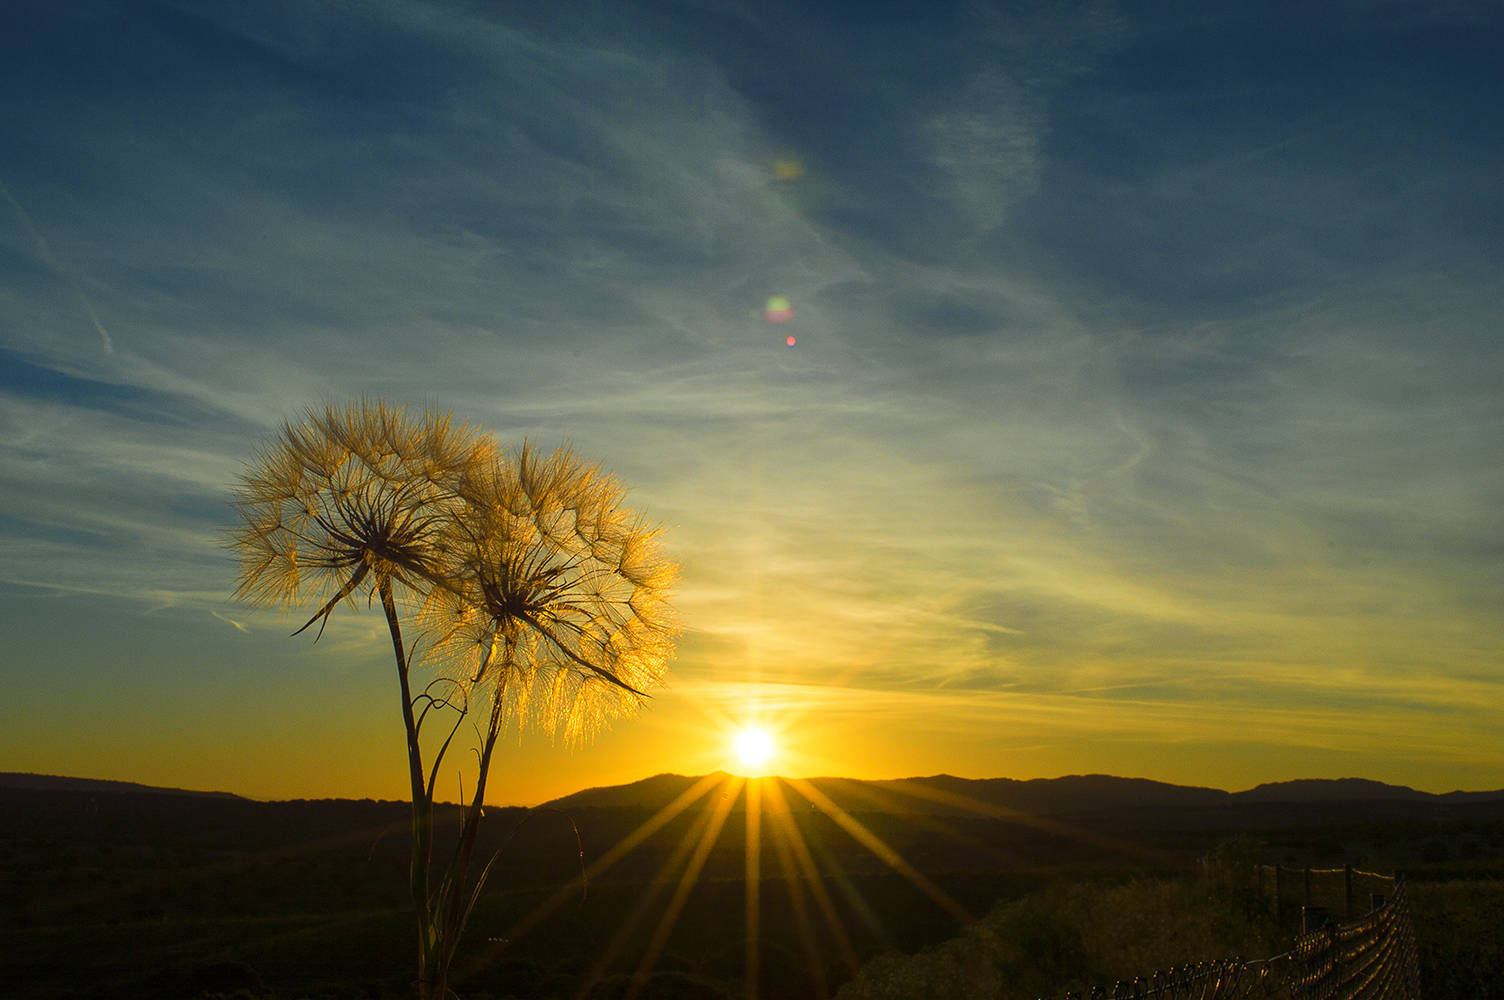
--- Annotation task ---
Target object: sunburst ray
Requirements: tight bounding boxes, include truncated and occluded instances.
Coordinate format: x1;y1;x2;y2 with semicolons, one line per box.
622;775;746;1000
762;783;830;997
762;778;863;977
578;791;731;998
744;776;763;1000
873;778;1172;865
786;777;974;926
459;772;724;980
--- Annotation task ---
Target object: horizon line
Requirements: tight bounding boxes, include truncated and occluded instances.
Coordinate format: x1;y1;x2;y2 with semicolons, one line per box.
5;769;1502;807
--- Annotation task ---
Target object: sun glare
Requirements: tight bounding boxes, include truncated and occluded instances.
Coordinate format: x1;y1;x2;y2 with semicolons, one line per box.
733;727;775;773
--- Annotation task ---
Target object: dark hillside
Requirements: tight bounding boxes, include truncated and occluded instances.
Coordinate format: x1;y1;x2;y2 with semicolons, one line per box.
5;775;1504;998
0;772;245;800
545;772;1504;817
1234;778;1434;804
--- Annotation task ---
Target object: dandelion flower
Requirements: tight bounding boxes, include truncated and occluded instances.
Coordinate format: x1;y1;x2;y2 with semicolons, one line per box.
228;399;492;636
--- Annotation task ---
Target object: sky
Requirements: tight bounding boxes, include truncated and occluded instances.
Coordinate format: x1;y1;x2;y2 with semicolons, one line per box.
1;0;1501;806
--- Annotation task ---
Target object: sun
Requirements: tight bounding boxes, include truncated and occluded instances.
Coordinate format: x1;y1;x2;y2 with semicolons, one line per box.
732;726;775;774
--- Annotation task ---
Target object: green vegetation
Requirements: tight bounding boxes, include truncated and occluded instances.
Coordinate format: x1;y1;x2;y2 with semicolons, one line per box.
1408;879;1504;1000
835;847;1283;1000
834;836;1504;1000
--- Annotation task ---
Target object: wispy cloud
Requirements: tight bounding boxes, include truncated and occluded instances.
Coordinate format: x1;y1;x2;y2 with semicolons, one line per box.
1;179;113;353
1;0;1500;797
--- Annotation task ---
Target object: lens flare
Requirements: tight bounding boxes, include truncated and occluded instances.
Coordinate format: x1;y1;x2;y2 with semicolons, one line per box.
772;157;806;182
764;296;794;324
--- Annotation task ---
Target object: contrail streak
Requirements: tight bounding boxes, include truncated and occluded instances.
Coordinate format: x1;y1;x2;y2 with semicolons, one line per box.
0;178;114;353
211;609;250;634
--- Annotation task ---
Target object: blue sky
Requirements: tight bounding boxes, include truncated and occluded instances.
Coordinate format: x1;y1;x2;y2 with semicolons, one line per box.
2;0;1501;803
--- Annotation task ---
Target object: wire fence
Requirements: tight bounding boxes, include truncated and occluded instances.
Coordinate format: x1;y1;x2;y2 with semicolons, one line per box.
1049;872;1421;1000
1253;865;1403;927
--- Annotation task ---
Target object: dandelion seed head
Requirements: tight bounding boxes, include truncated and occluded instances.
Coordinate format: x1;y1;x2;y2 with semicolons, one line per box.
230;401;677;746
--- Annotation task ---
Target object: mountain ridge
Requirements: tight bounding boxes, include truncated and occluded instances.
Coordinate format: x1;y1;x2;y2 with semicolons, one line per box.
538;772;1504;816
0;772;245;800
8;770;1504;812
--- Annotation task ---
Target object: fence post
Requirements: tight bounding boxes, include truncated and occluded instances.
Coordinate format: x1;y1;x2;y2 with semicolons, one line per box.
1273;865;1281;921
1344;864;1352;919
1328;923;1341;994
1303;868;1311;912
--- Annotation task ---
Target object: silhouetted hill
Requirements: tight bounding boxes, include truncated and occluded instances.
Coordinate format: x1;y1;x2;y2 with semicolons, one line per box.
871;773;1232;816
9;770;1501;816
542;771;715;811
0;772;245;800
541;772;1504;816
1437;788;1504;804
1232;778;1433;804
7;770;1504;1000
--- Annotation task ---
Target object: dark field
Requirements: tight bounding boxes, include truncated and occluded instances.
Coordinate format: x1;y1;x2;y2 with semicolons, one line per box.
3;780;1502;999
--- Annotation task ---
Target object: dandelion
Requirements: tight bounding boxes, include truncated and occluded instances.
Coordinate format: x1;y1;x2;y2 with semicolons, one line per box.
426;442;678;743
228;398;491;636
226;401;676;1000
